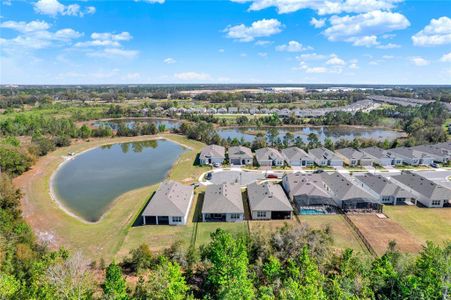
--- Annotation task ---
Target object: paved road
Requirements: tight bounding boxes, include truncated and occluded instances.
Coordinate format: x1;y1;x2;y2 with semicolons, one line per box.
416;170;451;189
209;170;266;186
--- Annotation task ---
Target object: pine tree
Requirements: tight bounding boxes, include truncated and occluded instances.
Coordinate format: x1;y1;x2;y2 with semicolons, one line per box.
103;261;128;300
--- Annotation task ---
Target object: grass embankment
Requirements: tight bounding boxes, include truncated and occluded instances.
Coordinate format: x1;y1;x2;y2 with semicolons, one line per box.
14;134;209;262
384;206;451;246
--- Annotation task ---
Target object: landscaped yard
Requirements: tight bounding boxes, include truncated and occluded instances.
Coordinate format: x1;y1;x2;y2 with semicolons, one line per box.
384;206;451;246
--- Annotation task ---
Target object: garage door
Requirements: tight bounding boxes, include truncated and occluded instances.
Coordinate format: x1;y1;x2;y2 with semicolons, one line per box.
144;216;156;225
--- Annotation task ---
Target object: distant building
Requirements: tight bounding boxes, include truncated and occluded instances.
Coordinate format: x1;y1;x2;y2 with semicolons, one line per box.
228;107;238;114
360;147;403;166
308;147;343;167
282;147;314;167
335;148;374;166
141;181;194;225
202;183;244;222
199;145;225;165
228;146;253;166
389;147;434;166
247;182;293;220
255;147;284;167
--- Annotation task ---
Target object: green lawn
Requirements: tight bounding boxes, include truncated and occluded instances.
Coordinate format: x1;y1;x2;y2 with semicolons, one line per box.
384;206;451;246
195;222;249;246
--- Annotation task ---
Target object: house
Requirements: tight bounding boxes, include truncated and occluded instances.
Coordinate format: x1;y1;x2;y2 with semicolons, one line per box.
207;108;217;114
228;107;238;114
260;108;270;114
249;108;259;115
255;147;284;167
354;173;415;205
411;144;449;163
277;108;291;117
217;108;227;114
239;107;249;114
282;147;314;167
202;183;244;222
335;148;374;166
199;145;225;165
282;173;335;210
141;180;194;225
389;147;434;165
308;147;343;167
435;142;451;156
390;171;451;207
320;172;382;211
360;147;403;166
247;182;293;220
228;146;253;166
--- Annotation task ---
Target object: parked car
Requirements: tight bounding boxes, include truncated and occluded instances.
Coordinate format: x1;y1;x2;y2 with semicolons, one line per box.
313;169;325;174
205;172;212;180
430;163;439;168
266;173;278;179
213;162;220;168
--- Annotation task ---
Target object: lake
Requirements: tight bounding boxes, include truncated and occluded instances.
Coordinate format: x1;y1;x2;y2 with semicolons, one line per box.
52;139;186;222
216;126;404;143
93;118;181;130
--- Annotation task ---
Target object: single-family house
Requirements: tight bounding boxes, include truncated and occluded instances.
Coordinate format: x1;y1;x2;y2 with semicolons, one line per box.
308;147;344;167
390;171;451;207
199;145;225;165
255;147;284;167
360;147;403;166
202;183;244;222
207;108;217;114
411;144;449;163
354;173;415;205
247;182;293;220
335;148;374;166
282;147;314;167
389;147;434;165
228;146;253;166
141;180;194;225
217;108;227;114
260;108;270;114
228;107;238;114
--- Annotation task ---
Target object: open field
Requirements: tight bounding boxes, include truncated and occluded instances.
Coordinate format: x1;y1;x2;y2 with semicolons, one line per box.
13;134;210;261
348;214;423;256
384;206;451;246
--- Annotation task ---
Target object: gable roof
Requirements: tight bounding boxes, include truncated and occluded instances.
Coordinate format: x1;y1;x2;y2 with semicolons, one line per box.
355;173;414;198
142;180;194;217
200;144;225;160
202;183;244;214
247;182;293;212
336;148;372;161
255;147;284;162
228;146;253;159
411;145;448;159
282;147;312;162
320;172;378;202
389;147;434;160
283;173;331;199
392;171;451;200
309;147;342;161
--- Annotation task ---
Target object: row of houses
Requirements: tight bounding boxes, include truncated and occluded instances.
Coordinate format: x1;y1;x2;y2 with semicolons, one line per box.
199;142;451;167
154;100;377;118
141;171;451;226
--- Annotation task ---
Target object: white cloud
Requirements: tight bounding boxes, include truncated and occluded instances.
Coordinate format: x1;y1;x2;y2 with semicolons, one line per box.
88;48;139;59
0;20;82;51
74;31;137;59
275;40;311;52
34;0;96;17
412;16;451;46
376;42;400;49
323;10;410;47
255;40;272;46
258;52;268;58
326;54;345;65
231;0;403;15
135;0;165;3
224;18;283;42
310;17;326;29
440;52;451;62
164;57;176;64
218;48;225;53
410;56;430;66
296;53;326;61
174;72;211;81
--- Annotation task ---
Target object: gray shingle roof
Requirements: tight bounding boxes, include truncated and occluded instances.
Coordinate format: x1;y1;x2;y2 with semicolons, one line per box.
202;183;244;214
308;147;342;161
247;182;293;212
142;180;194;217
283;173;331;198
336;148;372;161
320;172;379;202
392;171;451;200
255;147;284;161
389;147;434;160
411;145;448;159
355;173;414;198
228;146;253;160
200;145;225;160
282;147;312;161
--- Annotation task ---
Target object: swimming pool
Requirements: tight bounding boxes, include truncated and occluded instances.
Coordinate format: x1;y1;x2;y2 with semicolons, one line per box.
300;208;327;215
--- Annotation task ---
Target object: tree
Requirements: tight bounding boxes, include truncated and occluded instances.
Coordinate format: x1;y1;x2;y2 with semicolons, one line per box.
307;133;320;149
267;128;279;147
203;229;255;299
79;124;92;139
103;261;128;300
283;132;294;148
324;137;334;150
122;244;154;274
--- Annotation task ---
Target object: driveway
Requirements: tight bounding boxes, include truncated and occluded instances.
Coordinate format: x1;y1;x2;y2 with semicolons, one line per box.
209;170;266;186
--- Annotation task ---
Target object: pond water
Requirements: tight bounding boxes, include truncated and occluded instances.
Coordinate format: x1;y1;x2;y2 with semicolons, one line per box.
93;118;181;130
52;140;186;222
216;126;403;143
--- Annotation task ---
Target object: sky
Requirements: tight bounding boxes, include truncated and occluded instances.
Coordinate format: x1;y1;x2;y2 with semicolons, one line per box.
0;0;450;85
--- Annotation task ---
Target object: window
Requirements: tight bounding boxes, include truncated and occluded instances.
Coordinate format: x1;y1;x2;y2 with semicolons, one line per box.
382;196;391;203
431;200;441;206
257;211;266;218
172;216;182;223
230;213;240;219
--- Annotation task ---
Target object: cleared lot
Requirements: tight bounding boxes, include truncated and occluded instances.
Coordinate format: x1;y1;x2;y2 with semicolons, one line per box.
348;214;423;256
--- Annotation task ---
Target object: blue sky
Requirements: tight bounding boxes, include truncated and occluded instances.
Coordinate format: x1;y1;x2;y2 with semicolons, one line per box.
0;0;450;84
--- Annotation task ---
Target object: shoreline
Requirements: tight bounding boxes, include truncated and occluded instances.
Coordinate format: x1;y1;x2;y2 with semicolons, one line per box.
48;135;192;224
